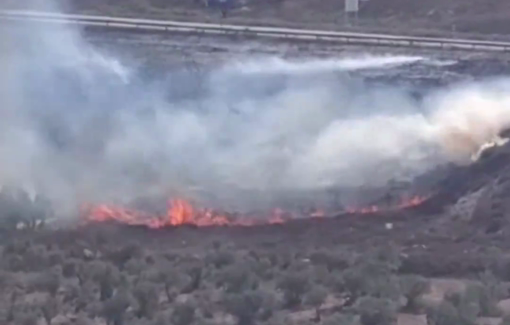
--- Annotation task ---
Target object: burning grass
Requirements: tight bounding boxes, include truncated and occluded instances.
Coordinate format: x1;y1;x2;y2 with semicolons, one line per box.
80;195;429;229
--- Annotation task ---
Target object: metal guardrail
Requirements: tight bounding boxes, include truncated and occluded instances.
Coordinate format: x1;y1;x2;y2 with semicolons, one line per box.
2;9;510;52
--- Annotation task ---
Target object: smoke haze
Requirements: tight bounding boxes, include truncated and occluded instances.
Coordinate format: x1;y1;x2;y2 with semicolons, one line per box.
2;1;510;215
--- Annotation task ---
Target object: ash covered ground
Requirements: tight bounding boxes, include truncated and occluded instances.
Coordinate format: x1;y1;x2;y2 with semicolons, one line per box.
5;21;510;325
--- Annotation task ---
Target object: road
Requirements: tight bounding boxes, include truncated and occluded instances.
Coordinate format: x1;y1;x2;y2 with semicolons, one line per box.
2;9;510;52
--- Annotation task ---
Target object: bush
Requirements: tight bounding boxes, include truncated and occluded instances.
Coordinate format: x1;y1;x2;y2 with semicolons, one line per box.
47;251;64;267
258;291;277;321
312;265;335;288
124;258;146;276
13;308;40;325
337;255;400;306
216;263;259;294
92;263;121;301
475;271;507;316
75;315;95;325
369;245;401;272
462;283;503;317
181;264;203;294
133;281;159;319
444;291;480;320
355;297;397;325
5;291;17;322
309;250;351;272
277;271;310;308
41;296;59;325
151;312;171;325
306;285;328;321
321;313;360;325
223;290;272;325
263;314;294;325
205;249;236;269
62;259;79;278
62;283;80;304
399;275;429;312
502;315;510;325
442;275;505;320
30;271;60;296
101;293;131;325
75;282;95;313
106;244;142;270
9;244;50;272
156;264;184;303
245;255;275;281
306;285;328;308
171;302;196;325
426;301;477;325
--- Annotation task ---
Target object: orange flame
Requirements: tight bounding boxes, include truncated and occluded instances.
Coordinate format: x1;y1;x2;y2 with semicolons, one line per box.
345;195;428;215
83;195;428;228
310;208;325;218
397;195;428;209
85;199;261;228
167;199;194;225
269;208;286;224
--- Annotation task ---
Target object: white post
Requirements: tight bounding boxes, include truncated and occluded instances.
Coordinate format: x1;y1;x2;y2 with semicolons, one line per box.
344;0;359;26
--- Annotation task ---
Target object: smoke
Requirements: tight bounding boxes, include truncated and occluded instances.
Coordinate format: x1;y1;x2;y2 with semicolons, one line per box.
3;1;510;215
427;82;510;162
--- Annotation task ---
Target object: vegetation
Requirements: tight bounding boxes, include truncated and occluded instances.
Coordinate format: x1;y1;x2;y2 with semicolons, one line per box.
0;189;509;325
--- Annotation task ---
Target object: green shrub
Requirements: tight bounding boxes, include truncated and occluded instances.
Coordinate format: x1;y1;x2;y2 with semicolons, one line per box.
171;302;196;325
399;275;429;312
277;271;310;308
355;297;397;325
426;301;477;325
223;290;274;325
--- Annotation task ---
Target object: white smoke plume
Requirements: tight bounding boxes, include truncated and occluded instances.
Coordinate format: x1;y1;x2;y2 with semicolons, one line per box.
2;1;510;215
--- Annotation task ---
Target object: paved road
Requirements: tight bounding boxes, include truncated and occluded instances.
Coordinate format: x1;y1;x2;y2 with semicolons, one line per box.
2;9;510;51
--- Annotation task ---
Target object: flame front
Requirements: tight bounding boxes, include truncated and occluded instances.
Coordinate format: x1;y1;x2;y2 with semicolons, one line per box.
346;195;427;215
167;199;194;225
84;198;275;228
83;194;428;228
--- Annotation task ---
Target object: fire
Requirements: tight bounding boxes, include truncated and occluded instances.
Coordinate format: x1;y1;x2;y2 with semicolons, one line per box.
167;199;194;225
83;195;428;228
269;208;286;224
85;199;236;228
83;199;290;228
397;195;428;209
310;208;325;218
346;195;428;215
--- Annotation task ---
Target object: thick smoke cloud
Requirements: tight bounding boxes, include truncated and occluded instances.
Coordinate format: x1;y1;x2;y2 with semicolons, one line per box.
2;1;510;215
